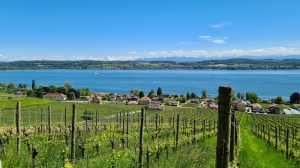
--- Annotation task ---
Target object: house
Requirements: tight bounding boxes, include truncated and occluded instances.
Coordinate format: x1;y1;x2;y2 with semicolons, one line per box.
161;94;170;98
127;101;138;105
138;96;151;105
109;94;117;101
203;98;216;105
173;95;179;98
252;103;262;112
43;93;67;101
148;101;163;110
267;103;281;114
14;91;24;96
208;104;218;109
152;97;163;102
292;104;300;110
168;101;180;107
190;99;200;104
232;99;247;111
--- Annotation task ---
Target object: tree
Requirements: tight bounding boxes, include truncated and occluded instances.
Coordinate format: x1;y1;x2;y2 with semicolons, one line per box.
32;80;36;90
7;82;15;89
26;89;34;97
157;87;162;96
246;92;258;103
43;87;51;93
34;87;44;98
191;92;197;99
237;92;242;99
49;85;58;93
64;81;73;89
18;83;23;88
68;88;80;99
202;90;207;98
22;84;27;88
0;83;7;90
139;91;145;98
275;95;283;104
181;96;187;103
148;89;155;97
57;86;68;95
290;92;300;104
186;92;191;100
67;92;76;100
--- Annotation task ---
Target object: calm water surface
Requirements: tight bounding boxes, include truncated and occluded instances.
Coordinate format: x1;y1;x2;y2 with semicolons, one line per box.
0;70;299;100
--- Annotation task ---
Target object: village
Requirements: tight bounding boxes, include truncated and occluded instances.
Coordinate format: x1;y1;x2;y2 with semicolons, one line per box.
40;91;300;115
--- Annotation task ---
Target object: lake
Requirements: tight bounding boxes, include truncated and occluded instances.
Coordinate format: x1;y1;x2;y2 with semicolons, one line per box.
0;70;299;100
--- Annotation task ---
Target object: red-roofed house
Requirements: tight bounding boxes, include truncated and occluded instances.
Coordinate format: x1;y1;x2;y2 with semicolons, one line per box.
43;93;67;101
139;96;151;105
252;103;262;112
148;101;163;110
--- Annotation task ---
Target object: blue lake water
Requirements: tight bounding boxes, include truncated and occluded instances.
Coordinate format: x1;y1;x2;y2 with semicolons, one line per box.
0;70;299;100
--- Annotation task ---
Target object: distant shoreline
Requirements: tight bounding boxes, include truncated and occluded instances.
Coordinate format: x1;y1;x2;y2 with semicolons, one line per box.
1;58;300;70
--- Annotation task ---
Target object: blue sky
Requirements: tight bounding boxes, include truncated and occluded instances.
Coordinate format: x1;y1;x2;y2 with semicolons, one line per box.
1;0;300;61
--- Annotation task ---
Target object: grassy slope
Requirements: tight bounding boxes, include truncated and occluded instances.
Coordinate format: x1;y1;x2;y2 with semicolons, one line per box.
239;114;298;168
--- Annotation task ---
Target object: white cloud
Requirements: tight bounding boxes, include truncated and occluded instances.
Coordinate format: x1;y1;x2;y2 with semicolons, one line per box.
212;39;227;44
199;36;212;39
129;51;137;54
211;22;232;28
3;46;300;61
199;35;228;44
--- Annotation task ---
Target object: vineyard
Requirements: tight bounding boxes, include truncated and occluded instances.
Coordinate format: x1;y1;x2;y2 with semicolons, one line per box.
0;102;226;168
1;100;300;167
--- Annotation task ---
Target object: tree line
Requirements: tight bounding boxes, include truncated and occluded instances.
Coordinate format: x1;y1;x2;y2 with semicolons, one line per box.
2;58;300;70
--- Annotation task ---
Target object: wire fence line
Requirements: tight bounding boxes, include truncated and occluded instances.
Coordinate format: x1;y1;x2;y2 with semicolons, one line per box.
0;108;141;128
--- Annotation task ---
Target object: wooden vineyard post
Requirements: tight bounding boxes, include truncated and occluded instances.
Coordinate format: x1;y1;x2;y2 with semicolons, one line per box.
139;108;145;168
126;111;129;148
216;86;232;168
193;120;196;144
203;120;206;140
16;102;21;156
48;106;51;139
71;104;76;164
176;115;180;150
41;108;43;133
286;127;289;159
85;108;88;133
275;125;278;150
122;111;125;135
95;111;98;131
230;111;235;162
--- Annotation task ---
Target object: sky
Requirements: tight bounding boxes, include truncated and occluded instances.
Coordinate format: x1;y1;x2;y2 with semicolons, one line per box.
1;0;300;61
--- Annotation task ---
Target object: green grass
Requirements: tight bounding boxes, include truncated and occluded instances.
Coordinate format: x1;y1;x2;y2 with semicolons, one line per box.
180;103;200;108
0;93;144;125
238;114;298;168
259;102;290;110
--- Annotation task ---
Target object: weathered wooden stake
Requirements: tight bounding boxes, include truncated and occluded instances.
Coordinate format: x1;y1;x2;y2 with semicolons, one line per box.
286;127;289;159
96;111;98;131
230;111;235;162
16;102;21;156
176;115;179;150
48;106;51;139
216;86;232;168
138;108;145;168
85;108;88;133
71;104;76;164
